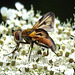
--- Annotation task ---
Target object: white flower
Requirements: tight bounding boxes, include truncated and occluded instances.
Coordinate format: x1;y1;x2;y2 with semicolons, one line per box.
20;20;26;25
15;71;21;75
17;11;22;17
0;7;8;17
1;7;17;20
0;25;8;34
6;20;12;25
49;67;59;73
55;18;60;25
21;9;28;20
6;9;17;19
14;19;21;26
21;23;32;30
15;2;24;11
22;12;29;20
59;65;67;72
4;36;14;44
64;68;74;75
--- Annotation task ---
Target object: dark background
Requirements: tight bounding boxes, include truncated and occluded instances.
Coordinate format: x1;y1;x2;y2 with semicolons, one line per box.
0;0;74;23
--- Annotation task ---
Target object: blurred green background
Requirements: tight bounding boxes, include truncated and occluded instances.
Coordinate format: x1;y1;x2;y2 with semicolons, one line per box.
0;0;74;23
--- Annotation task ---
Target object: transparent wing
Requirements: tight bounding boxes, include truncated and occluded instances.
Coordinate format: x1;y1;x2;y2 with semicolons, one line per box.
33;12;55;32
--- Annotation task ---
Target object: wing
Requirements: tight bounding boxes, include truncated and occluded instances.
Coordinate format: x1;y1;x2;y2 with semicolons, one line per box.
32;12;55;32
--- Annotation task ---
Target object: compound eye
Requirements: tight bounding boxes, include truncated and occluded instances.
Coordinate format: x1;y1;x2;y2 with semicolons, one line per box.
14;30;22;41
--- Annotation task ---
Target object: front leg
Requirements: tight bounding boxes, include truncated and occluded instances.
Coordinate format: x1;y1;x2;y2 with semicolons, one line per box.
4;42;29;56
3;43;19;56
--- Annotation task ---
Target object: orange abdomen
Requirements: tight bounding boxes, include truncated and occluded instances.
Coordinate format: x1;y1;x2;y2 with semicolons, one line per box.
34;37;56;52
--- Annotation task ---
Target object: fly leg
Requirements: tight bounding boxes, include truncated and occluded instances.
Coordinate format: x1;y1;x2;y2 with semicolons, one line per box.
35;41;58;56
4;42;29;56
28;42;34;61
3;43;19;56
28;42;48;61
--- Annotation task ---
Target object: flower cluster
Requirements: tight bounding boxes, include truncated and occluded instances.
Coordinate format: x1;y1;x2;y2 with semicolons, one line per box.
0;2;75;75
